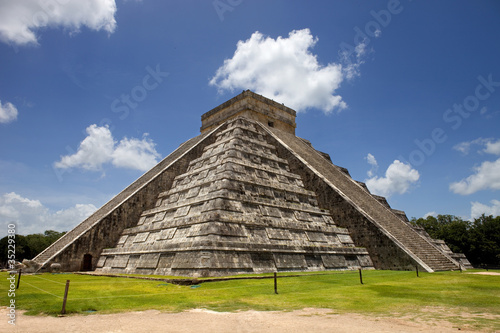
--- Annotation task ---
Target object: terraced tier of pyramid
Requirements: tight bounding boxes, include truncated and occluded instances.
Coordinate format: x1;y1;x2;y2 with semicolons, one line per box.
96;118;373;276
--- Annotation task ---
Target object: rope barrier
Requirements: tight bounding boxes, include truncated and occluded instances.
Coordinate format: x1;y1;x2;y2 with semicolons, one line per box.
22;280;63;299
15;270;427;303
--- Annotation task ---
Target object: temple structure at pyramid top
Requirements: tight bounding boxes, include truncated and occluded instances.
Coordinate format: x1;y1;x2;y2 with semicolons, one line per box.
201;90;297;134
33;90;471;276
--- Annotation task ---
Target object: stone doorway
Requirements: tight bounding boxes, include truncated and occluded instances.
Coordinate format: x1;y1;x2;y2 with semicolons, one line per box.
82;254;93;271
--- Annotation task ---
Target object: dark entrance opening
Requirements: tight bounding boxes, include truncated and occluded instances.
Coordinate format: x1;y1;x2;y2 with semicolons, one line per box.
82;254;93;271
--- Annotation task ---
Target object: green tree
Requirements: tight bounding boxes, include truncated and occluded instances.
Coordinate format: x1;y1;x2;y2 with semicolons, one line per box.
468;215;500;266
411;214;500;267
0;230;65;267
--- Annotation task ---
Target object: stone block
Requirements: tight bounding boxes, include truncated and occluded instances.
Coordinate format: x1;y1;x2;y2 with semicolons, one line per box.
305;231;328;243
111;255;129;268
305;255;324;269
133;232;149;243
266;228;292;240
250;252;276;272
322;255;347;268
274;254;307;269
137;253;160;269
117;235;128;245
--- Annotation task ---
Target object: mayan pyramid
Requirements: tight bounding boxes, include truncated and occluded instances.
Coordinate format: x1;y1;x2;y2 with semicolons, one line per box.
33;90;470;276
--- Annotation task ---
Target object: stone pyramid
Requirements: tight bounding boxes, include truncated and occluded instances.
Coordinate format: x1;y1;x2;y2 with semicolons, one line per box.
33;90;469;276
96;117;373;276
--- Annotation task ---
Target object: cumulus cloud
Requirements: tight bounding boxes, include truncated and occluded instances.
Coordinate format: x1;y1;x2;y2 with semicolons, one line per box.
112;136;161;171
0;0;117;46
452;138;500;155
471;200;500;219
365;153;378;178
54;124;161;172
484;139;500;155
424;211;437;218
365;159;420;197
339;41;368;80
453;138;487;155
0;100;18;123
55;124;115;171
0;192;96;235
450;158;500;195
209;29;347;114
450;138;500;195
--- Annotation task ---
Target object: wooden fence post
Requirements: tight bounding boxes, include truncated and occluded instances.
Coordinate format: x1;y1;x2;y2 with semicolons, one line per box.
16;270;21;289
274;272;278;294
61;280;70;315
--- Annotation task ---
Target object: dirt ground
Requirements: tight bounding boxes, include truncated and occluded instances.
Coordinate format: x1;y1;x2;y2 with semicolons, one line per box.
0;307;480;333
467;272;500;276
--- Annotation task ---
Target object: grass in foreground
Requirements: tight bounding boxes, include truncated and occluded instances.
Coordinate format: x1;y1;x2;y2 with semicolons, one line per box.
1;270;499;331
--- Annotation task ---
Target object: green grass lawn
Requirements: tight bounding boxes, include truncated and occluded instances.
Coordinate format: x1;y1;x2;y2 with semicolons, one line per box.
2;270;499;331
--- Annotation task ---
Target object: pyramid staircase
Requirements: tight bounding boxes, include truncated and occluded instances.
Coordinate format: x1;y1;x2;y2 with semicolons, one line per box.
266;127;459;272
97;118;373;276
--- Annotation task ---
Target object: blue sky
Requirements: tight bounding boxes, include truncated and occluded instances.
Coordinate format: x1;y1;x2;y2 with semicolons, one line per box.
1;0;499;236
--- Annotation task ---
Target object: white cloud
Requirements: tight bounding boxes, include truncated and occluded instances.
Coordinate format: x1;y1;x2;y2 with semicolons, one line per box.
471;200;500;219
54;124;161;172
453;140;476;155
450;138;500;195
484;139;500;155
54;124;115;171
111;135;160;171
365;153;378;177
0;192;97;235
0;100;18;123
340;41;368;80
0;0;117;46
209;29;347;114
453;138;500;156
365;159;420;197
449;158;500;195
424;211;437;218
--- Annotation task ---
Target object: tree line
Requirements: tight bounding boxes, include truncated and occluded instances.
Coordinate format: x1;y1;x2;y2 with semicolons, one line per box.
411;214;500;268
0;230;65;267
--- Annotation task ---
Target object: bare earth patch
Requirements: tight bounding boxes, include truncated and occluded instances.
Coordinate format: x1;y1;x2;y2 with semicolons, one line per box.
0;307;482;333
466;272;500;276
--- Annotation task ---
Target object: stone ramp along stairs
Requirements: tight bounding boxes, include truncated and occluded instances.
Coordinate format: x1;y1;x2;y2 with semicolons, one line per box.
34;90;462;275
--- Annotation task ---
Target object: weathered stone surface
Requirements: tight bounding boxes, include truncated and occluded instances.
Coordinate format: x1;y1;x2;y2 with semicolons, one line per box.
35;90;468;276
21;259;41;273
96;117;373;276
